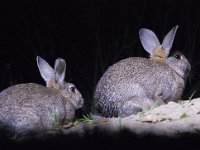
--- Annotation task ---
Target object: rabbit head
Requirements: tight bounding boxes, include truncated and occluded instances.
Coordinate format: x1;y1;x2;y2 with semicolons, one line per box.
166;51;191;78
139;25;191;78
36;56;84;109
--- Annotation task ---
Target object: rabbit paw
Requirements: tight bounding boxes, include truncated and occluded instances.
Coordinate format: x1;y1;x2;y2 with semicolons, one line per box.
118;100;143;117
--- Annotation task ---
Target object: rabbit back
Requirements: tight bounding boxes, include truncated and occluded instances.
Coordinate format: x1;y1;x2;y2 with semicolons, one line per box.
0;83;74;134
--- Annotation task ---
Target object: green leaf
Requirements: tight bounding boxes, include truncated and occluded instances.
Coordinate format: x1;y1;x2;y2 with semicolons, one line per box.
189;91;197;101
180;113;188;119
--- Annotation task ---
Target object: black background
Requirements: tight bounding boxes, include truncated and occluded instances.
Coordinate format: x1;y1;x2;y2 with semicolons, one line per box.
1;0;200;148
1;0;200;113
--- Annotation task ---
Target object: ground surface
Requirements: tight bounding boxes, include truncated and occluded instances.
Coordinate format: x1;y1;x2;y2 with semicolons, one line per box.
2;98;200;149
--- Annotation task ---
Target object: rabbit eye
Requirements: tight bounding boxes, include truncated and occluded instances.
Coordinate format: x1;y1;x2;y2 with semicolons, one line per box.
69;86;76;93
174;54;181;60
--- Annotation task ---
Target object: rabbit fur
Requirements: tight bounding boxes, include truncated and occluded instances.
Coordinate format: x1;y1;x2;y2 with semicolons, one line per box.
94;25;191;117
0;56;84;134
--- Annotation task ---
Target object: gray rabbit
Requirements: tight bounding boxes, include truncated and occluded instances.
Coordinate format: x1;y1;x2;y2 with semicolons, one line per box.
94;25;191;117
0;56;84;134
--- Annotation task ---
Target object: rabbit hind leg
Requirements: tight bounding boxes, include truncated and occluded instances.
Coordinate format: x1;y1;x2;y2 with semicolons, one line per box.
118;96;154;117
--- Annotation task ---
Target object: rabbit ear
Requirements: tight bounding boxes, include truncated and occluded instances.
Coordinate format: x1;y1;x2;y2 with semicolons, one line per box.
36;56;55;84
139;28;161;54
161;25;178;56
54;58;66;84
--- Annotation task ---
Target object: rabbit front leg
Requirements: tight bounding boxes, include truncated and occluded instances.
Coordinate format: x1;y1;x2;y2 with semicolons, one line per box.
117;96;154;117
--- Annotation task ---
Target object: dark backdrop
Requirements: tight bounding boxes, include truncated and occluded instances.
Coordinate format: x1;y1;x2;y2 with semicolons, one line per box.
1;0;200;113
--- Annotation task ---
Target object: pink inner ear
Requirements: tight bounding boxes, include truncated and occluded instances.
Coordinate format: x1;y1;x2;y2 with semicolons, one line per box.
161;25;178;56
139;28;161;55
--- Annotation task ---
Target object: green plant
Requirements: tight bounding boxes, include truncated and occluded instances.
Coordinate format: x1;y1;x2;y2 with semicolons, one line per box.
150;100;165;110
73;114;93;125
48;108;62;127
137;100;165;116
189;91;197;101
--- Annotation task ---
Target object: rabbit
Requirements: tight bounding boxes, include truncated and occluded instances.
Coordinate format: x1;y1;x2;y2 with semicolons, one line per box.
0;56;84;135
94;25;191;117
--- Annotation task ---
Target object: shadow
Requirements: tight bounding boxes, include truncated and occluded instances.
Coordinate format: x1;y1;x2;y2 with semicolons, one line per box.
1;128;200;150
